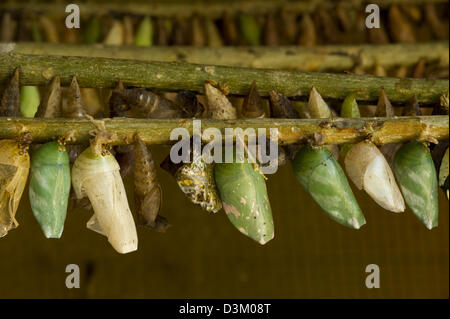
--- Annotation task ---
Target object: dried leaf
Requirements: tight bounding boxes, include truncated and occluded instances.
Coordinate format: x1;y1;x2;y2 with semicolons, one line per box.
103;20;124;45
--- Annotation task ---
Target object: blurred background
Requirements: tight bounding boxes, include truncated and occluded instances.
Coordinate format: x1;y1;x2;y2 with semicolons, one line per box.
0;145;448;298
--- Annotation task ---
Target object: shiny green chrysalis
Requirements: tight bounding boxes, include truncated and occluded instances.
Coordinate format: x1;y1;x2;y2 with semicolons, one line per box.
134;16;153;46
29;141;70;238
393;142;438;229
20;86;40;118
215;157;274;245
292;146;366;229
239;14;261;45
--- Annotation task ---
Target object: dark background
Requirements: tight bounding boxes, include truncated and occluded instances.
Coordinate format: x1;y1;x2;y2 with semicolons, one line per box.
0;145;448;298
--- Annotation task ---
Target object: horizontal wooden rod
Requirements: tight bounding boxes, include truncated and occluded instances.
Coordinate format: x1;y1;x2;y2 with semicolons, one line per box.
9;42;450;72
0;47;448;104
0;0;447;18
0;116;448;146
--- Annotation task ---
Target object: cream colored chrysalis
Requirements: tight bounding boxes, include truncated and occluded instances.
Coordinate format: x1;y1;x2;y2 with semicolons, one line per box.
344;140;405;213
72;145;138;254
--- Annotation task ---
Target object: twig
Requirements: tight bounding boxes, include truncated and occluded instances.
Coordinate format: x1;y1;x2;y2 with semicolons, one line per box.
0;116;447;145
8;42;449;72
0;48;448;103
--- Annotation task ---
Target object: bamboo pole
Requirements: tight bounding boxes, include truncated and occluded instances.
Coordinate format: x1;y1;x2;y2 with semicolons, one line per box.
0;116;448;146
0;0;447;18
9;42;450;72
0;48;448;104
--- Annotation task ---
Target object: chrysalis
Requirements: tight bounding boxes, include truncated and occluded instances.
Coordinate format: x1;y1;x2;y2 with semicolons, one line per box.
263;12;279;46
215;157;274;245
161;137;222;213
239;14;261;45
117;88;183;119
134;16;153;47
82;16;101;44
0;68;20;117
0;140;30;237
210;83;275;244
29;142;70;238
298;14;316;46
176;90;204;118
190;15;206;47
35;76;62;118
222;12;240;45
306;87;339;160
204;81;237;119
344;140;405;213
394;142;438;229
439;148;449;199
292;146;366;229
64;76;86;163
109;81;134;177
134;135;168;232
242;81;266;119
103;20;124;45
388;5;416;43
269;90;300;160
204;18;223;47
20;86;40;118
72;146;138;253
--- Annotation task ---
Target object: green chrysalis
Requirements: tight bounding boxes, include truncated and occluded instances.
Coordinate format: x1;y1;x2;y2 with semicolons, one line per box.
29;141;70;238
393;142;438;229
134;16;153;46
20;85;40;118
292;146;366;229
239;14;261;45
215;157;274;245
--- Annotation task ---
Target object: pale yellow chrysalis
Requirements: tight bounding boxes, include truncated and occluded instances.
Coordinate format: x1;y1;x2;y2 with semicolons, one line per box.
344;140;405;213
72;146;137;254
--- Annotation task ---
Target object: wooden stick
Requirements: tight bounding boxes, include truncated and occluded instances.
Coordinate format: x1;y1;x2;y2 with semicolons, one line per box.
0;47;448;103
9;42;449;72
0;116;447;145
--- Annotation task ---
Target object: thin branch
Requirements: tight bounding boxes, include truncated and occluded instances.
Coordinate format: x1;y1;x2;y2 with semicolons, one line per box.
9;42;449;72
0;48;448;103
0;116;448;146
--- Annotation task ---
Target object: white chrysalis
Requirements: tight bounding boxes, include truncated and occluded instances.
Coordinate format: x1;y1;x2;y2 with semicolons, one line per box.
344;140;405;213
72;146;138;254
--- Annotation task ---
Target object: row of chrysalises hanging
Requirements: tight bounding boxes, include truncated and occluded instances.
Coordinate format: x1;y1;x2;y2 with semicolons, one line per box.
0;69;448;253
0;2;448;46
